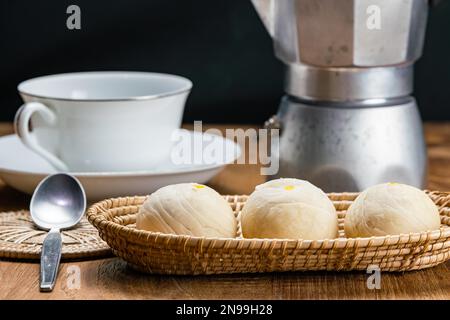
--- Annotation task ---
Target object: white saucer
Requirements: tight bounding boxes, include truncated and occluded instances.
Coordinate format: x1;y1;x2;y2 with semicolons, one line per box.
0;130;241;201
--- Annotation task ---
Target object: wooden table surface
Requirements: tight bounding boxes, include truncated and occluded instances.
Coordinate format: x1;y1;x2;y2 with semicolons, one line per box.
0;122;449;300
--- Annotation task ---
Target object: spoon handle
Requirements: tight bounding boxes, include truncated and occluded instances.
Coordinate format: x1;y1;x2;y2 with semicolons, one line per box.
40;229;62;292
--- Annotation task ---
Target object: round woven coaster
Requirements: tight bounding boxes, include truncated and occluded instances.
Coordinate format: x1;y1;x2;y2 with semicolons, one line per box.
0;210;111;260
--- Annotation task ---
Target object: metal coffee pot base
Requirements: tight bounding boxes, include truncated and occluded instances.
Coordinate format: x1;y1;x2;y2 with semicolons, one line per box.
269;97;427;192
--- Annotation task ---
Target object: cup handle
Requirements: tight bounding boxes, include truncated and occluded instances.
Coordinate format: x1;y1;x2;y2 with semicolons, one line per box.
14;102;69;171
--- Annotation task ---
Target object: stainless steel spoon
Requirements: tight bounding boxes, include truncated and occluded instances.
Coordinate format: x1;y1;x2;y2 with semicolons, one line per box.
30;173;86;292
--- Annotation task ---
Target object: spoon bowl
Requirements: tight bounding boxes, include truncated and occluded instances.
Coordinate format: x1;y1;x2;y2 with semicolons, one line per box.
31;173;86;230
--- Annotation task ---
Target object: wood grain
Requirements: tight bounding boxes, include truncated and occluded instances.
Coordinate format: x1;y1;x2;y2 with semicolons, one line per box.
0;122;449;300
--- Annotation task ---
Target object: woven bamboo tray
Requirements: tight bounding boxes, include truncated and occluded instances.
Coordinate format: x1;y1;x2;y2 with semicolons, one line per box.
0;211;111;260
86;191;450;275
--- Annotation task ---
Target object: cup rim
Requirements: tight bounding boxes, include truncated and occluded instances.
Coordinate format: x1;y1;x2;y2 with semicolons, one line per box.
17;71;193;102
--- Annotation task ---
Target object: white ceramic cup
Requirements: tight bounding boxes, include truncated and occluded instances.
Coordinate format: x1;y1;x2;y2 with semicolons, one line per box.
14;71;192;172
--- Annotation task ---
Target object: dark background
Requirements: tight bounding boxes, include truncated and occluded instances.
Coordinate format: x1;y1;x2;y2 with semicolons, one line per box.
0;0;449;124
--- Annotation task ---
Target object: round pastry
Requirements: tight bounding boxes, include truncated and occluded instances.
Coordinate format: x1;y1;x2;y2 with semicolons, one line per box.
136;183;236;238
241;178;338;240
344;183;441;238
